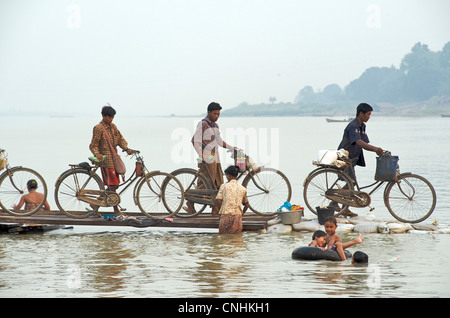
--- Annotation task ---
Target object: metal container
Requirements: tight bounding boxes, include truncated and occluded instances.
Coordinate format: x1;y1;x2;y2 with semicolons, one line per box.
278;210;303;225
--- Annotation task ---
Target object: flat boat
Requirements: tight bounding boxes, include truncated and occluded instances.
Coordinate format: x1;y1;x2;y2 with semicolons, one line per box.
326;117;353;123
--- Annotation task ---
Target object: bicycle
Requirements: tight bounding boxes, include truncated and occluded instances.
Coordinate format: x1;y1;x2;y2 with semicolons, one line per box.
302;151;437;223
170;149;292;217
54;149;184;219
0;149;48;216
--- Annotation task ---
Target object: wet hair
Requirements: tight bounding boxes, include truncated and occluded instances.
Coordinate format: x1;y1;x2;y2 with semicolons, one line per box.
356;103;373;117
353;251;369;264
224;165;240;177
207;102;222;112
324;216;337;225
102;105;116;117
27;179;38;189
312;230;327;240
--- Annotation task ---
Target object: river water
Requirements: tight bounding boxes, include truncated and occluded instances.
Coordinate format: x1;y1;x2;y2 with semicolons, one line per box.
1;115;449;298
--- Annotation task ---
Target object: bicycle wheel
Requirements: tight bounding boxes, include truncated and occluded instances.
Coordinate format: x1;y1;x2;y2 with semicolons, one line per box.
242;167;292;216
303;168;352;216
169;168;212;218
54;168;104;218
0;167;48;216
384;173;436;223
136;171;184;219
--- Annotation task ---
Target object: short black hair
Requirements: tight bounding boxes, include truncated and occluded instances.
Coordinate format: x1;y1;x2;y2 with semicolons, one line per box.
312;230;327;240
356;103;373;117
224;165;240;177
324;216;337;225
353;251;369;264
207;102;222;112
102;105;116;117
27;179;38;189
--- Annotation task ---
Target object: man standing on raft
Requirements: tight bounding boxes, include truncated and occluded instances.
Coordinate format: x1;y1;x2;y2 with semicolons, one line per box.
89;105;133;215
186;102;237;215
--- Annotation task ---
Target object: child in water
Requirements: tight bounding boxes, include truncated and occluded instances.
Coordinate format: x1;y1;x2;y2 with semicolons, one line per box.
12;179;50;211
324;216;363;261
308;230;327;250
352;251;369;264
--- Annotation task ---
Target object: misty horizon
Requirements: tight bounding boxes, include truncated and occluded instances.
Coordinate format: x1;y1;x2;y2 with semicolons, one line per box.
1;0;450;116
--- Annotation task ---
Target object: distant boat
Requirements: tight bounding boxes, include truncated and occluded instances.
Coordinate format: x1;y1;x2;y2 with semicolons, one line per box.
442;114;450;118
326;117;353;123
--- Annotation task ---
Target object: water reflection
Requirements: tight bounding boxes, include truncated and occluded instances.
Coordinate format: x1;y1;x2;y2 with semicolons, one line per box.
0;229;449;297
81;235;134;296
183;234;248;297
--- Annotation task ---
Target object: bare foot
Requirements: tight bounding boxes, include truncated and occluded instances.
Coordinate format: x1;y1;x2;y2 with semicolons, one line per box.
354;233;363;244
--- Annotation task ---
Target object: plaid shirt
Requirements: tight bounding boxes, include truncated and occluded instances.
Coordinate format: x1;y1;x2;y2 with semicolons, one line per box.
89;121;128;168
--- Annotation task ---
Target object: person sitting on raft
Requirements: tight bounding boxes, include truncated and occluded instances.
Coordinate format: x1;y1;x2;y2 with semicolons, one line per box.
308;230;327;250
324;216;363;261
12;179;50;211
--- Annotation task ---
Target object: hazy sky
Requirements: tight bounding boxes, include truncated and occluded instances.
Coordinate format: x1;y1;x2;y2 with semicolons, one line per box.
1;0;449;116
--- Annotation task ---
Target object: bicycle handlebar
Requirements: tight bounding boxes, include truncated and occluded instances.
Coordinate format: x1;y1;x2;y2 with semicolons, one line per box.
122;149;140;155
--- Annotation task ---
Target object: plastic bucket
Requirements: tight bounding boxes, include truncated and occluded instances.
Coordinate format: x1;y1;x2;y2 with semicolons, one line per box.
316;206;335;225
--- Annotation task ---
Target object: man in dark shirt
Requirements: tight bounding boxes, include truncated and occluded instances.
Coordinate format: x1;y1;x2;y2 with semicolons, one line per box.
337;103;384;216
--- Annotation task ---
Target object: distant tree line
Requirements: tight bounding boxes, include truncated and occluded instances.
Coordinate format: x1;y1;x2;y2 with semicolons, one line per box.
294;42;450;105
223;42;450;116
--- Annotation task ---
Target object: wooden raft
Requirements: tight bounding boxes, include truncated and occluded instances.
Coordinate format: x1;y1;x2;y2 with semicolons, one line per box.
0;210;270;233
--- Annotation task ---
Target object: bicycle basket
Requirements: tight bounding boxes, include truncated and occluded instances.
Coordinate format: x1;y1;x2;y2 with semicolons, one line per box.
0;158;6;171
375;153;399;182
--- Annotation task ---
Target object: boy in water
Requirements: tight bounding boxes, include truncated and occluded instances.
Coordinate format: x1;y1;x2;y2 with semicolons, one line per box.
308;230;327;250
352;251;369;264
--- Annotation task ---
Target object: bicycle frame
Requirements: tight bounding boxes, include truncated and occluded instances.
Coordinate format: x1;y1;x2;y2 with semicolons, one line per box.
0;151;24;195
309;163;412;210
1;166;26;195
199;160;247;188
183;153;269;206
358;179;386;197
308;163;387;193
65;152;159;208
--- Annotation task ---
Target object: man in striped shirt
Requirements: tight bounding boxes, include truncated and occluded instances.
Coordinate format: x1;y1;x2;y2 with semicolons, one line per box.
187;102;236;215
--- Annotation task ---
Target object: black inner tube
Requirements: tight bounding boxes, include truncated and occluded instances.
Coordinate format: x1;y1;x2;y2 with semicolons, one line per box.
292;246;352;261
